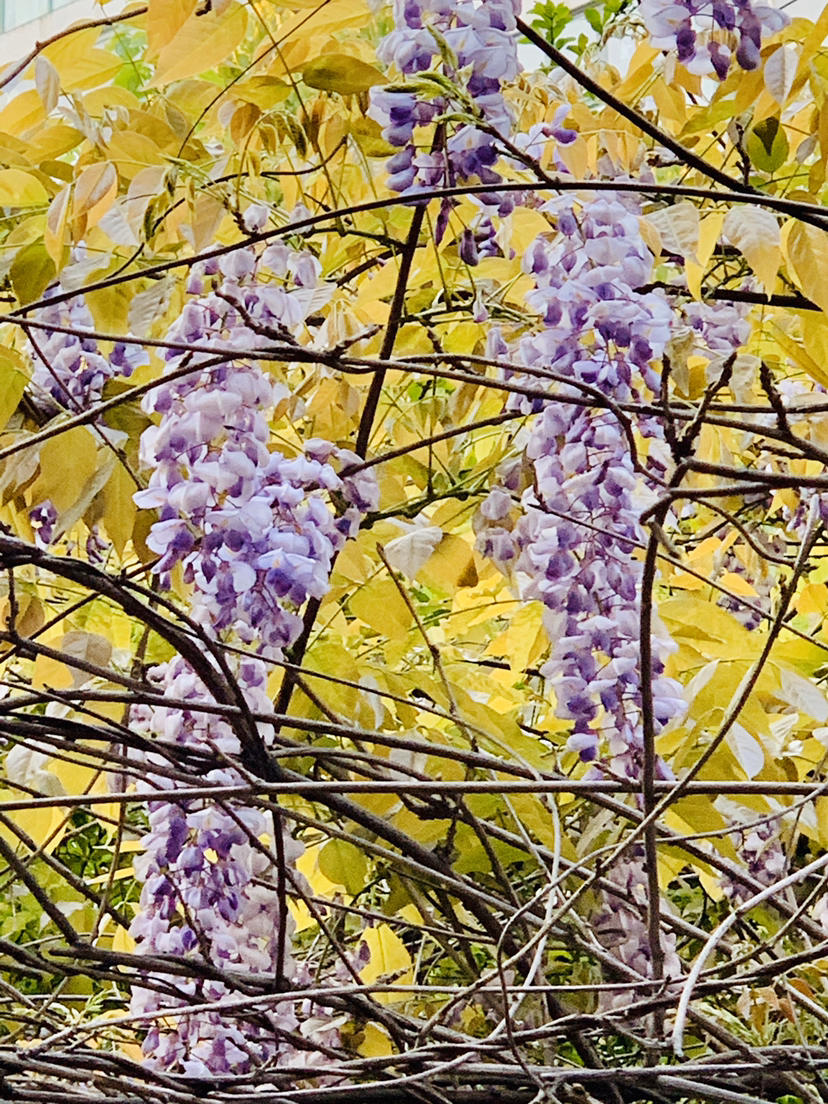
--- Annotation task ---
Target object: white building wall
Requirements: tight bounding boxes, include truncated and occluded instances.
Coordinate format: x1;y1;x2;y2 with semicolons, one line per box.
0;0;118;60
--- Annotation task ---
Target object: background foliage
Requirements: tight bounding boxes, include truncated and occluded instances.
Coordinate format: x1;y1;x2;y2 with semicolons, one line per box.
0;0;827;1101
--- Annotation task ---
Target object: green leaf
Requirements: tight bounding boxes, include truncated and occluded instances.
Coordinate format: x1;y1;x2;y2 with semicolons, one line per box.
350;118;396;157
585;9;603;32
317;838;368;895
11;241;55;306
746;116;789;173
303;54;387;95
0;349;29;433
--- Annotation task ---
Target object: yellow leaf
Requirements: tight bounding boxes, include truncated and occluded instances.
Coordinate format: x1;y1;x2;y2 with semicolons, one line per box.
719;570;759;597
638;215;661;258
0;91;45;136
0;170;48;208
105;131;166;178
112;924;137;955
56;49;123;92
83;87;142;115
33;652;73;691
103;463;137;558
443;321;482;354
613;42;659;102
86;280;134;337
89;867;137;887
484;602;544;672
73;162;117;224
421;533;478;592
235;75;291;110
31;427;98;513
0;348;28;433
293;844;342;931
668;571;706;591
35;56;59;114
800;4;828;72
0;595;43;641
350;117;395;157
651;77;685;124
798;583;828;616
50;746;107;799
0;789;67;854
660;596;752;657
646;201;700;262
722;206;780;295
148;0;197;57
42;27;100;75
764;43;799;106
686;211;725;299
28;123;83;164
357;1024;394;1057
359;924;414;1002
154;3;248;85
768;319;828;387
349;579;411;641
785;221;828;314
44;184;70;266
510;207;550;254
269;0;369;66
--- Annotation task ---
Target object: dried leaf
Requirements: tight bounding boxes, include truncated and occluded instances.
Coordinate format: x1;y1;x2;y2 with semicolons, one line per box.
35;56;60;114
764;43;800;106
646;201;700;261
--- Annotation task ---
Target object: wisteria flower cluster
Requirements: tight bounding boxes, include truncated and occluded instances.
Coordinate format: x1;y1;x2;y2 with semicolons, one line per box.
29;291;145;409
594;852;682;1002
721;817;788;902
369;0;521;200
25;290;148;547
129;658;303;1076
135;241;378;656
482;193;685;772
639;0;788;76
476;192;694;989
127;230;378;1074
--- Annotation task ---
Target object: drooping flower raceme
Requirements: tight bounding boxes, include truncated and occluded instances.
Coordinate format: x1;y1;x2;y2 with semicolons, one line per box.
639;0;788;76
27;292;135;409
129;232;378;1076
369;0;522;201
129;657;305;1076
25;289;147;546
477;191;688;993
593;852;682;1004
493;193;686;774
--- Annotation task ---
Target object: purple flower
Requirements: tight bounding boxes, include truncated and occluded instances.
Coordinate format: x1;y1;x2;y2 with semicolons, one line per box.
639;0;788;76
129;237;377;1074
